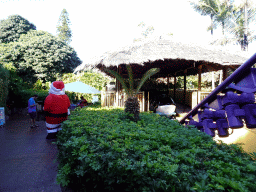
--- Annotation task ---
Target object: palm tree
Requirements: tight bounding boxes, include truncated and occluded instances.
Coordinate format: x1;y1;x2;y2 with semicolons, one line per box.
106;65;160;121
190;0;218;35
195;0;256;49
227;0;256;50
214;0;233;35
190;0;233;36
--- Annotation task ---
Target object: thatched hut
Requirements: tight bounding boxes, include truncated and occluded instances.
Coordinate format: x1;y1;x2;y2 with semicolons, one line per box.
75;38;251;111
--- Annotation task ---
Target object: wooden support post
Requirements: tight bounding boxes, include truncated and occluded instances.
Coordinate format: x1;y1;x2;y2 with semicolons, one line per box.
142;91;145;112
174;74;176;102
167;74;170;96
148;91;150;112
212;71;215;91
219;69;223;85
198;65;202;104
116;66;120;107
183;69;187;106
115;79;118;107
222;66;228;81
198;65;202;91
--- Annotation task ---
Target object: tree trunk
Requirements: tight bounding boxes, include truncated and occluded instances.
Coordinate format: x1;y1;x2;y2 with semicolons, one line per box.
243;0;248;51
210;14;214;35
124;96;140;122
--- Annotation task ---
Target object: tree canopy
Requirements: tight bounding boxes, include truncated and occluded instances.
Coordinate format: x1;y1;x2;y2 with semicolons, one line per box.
56;9;72;44
228;0;256;50
0;30;81;84
0;63;9;110
190;0;220;35
0;14;36;43
191;0;256;50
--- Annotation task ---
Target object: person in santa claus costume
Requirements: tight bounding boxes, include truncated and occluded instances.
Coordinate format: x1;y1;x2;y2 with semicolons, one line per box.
44;81;70;140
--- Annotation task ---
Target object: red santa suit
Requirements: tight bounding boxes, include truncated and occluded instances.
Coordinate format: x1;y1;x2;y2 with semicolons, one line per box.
44;81;70;139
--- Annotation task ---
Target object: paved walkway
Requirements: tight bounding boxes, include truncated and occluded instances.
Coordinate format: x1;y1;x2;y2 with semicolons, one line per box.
175;103;192;121
0;112;61;192
0;105;192;192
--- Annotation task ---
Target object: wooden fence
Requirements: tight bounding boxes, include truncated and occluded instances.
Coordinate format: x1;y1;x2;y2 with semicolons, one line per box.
101;91;147;112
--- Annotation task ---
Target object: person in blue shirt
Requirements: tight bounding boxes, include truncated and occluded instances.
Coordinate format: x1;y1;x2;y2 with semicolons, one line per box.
28;94;38;128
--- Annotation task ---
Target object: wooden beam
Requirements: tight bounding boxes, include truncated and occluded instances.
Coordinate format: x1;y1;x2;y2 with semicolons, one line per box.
183;69;187;106
205;64;219;71
222;66;228;81
167;74;170;96
198;65;202;105
115;77;118;107
219;69;223;85
198;65;202;91
212;71;215;91
174;74;176;102
116;65;121;107
147;91;150;112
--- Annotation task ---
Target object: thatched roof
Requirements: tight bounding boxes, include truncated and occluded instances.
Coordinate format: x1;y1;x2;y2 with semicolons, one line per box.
73;62;114;81
79;38;251;78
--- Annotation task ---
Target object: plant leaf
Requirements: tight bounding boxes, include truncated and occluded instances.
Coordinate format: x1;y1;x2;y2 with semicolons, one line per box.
135;68;160;95
104;68;129;94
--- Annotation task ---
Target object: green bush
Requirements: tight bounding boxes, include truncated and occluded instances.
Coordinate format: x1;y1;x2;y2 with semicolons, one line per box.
62;72;110;92
62;72;111;103
65;91;97;104
0;64;9;111
56;107;256;192
14;89;48;108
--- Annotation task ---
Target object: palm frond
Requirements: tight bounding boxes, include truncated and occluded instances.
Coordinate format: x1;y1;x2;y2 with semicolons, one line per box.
135;68;160;95
104;68;129;94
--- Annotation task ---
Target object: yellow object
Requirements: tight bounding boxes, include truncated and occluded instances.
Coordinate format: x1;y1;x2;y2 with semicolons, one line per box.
214;127;256;155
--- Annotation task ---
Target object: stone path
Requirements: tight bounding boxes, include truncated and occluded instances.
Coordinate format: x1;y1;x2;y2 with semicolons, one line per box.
0;113;61;192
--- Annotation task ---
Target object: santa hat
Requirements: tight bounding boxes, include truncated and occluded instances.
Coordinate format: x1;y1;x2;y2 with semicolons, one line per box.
49;81;65;95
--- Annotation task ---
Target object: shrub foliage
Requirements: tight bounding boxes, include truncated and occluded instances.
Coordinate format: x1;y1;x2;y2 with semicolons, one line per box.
0;64;9;111
0;14;36;43
62;72;112;103
56;107;256;192
0;30;81;84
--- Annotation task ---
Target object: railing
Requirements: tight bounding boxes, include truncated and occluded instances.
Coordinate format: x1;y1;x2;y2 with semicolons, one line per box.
103;90;240;112
199;92;211;102
103;91;116;107
180;53;256;124
102;91;145;111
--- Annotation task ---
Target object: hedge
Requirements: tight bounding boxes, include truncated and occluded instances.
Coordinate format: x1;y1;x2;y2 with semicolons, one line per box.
0;64;9;111
12;89;48;108
56;107;256;192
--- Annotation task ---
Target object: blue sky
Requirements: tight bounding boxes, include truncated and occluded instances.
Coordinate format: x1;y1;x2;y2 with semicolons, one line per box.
0;0;255;63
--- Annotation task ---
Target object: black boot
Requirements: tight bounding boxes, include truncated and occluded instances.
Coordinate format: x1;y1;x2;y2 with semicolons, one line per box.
46;132;57;140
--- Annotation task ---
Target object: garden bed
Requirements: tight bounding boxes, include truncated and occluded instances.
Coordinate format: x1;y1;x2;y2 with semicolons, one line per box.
56;106;256;192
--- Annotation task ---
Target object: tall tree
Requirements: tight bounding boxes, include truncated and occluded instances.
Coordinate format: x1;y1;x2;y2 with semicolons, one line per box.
191;0;256;50
190;0;218;35
106;65;159;121
228;0;256;50
214;0;233;35
191;0;233;35
0;14;36;43
0;30;81;84
209;0;256;49
56;9;72;44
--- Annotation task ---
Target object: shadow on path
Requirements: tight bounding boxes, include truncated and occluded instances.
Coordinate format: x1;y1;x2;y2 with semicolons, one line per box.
0;113;61;192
